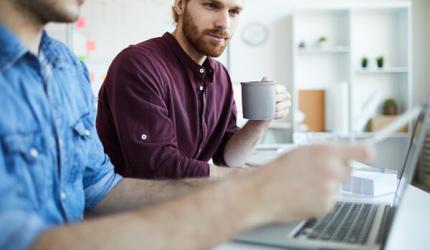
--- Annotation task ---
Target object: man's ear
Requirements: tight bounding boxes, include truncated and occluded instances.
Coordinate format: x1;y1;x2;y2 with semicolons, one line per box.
174;0;186;16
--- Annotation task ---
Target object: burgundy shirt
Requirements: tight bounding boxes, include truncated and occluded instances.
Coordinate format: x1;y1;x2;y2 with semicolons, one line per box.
96;33;239;179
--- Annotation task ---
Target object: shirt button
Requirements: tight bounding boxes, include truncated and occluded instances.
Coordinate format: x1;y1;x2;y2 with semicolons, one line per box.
84;130;91;136
60;192;67;200
199;85;204;91
58;139;64;146
141;134;147;140
199;68;205;74
29;148;39;158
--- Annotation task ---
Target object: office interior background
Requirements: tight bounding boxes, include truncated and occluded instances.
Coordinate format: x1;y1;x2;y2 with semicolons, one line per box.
47;0;430;172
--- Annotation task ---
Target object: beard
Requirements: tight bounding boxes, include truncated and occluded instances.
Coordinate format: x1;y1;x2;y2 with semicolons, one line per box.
182;8;231;58
14;0;82;24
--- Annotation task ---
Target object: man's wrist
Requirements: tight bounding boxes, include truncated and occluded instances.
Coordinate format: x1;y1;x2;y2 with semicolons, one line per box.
246;120;271;132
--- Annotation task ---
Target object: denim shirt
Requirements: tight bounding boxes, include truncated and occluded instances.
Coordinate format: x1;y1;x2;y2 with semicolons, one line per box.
0;24;122;250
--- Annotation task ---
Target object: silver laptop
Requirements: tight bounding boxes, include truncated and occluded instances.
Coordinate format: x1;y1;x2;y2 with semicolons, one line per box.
234;102;430;250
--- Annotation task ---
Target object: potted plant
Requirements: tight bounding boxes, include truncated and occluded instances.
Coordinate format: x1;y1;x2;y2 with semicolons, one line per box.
383;98;398;115
298;41;306;49
376;56;384;68
318;36;328;48
361;57;369;68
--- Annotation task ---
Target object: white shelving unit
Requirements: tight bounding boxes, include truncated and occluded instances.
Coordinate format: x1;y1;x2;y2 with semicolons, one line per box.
355;67;409;74
291;1;412;139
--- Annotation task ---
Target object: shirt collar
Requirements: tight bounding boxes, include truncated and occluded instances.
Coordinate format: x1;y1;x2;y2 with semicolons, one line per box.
38;30;67;69
0;23;28;71
163;32;214;82
0;23;66;71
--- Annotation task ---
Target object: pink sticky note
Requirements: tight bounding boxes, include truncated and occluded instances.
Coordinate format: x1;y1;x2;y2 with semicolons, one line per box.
76;18;86;29
90;73;96;82
86;40;96;52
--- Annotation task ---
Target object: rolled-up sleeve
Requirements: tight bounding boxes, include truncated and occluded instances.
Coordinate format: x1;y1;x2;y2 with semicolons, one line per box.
83;151;122;210
82;110;123;210
97;49;210;179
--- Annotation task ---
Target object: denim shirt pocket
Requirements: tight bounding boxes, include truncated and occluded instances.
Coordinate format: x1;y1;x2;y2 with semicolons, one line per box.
1;131;51;204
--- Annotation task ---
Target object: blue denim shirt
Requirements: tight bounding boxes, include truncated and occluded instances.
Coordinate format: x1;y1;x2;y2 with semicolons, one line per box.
0;24;122;250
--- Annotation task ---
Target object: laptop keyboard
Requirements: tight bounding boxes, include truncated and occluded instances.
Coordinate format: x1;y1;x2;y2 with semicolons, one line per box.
296;202;379;245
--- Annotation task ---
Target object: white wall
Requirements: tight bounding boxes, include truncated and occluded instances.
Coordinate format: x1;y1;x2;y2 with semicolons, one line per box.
78;0;175;62
229;0;295;86
412;0;430;105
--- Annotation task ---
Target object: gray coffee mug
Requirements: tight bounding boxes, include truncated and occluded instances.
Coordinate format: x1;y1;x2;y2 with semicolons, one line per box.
241;81;276;120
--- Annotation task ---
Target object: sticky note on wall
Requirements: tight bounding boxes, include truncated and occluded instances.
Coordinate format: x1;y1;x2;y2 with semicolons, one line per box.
86;40;96;52
76;18;86;29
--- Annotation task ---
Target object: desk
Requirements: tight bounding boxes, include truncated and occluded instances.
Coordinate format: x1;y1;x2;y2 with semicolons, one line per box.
215;185;430;250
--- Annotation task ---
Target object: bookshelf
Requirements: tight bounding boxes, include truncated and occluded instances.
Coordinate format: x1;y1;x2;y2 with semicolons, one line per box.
291;1;412;140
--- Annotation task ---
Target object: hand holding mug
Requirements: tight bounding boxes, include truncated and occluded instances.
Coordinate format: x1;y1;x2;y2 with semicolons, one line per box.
241;76;291;120
261;76;291;120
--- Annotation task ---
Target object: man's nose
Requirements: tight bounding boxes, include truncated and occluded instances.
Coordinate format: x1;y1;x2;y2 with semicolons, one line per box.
214;10;230;32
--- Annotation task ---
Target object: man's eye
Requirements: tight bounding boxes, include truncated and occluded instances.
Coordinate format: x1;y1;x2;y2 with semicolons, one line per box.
205;3;218;9
230;10;240;17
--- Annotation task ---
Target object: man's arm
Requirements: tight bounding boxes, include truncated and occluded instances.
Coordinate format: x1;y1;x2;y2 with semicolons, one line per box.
89;177;216;216
33;172;269;250
223;120;271;167
224;77;291;167
31;144;374;250
91;167;252;217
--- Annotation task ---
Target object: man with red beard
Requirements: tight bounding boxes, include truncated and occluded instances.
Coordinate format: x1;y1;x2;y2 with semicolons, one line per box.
97;0;292;179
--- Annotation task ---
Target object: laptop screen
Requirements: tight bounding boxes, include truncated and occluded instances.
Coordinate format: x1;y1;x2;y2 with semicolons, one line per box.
393;102;430;207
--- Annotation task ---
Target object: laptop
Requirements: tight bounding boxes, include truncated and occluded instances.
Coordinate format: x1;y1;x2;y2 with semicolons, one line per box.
234;101;430;250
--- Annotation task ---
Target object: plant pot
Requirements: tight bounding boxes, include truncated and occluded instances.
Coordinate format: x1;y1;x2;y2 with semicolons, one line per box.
377;59;384;68
383;105;397;115
362;61;368;68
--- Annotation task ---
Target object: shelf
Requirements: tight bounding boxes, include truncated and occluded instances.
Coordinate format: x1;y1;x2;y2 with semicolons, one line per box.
355;67;409;74
298;48;351;54
292;3;411;138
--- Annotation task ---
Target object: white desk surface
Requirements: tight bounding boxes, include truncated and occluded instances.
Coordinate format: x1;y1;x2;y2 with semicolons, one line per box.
215;185;430;250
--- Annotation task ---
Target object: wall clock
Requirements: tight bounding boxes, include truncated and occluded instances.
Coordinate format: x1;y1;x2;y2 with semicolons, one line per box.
241;22;270;47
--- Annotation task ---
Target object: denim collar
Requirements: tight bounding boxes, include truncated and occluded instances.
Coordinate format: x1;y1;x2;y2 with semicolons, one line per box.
0;23;66;71
0;23;28;71
38;30;67;69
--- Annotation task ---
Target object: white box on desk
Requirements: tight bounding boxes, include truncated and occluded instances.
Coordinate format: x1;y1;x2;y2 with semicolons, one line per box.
341;170;398;196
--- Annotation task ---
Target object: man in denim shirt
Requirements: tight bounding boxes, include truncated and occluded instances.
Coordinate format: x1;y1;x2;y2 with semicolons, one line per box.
0;0;373;249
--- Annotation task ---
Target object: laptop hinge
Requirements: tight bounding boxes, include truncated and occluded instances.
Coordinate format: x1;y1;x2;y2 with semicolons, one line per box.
377;205;396;249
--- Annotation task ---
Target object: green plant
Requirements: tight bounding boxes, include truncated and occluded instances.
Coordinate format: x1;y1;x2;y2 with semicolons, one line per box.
318;36;327;43
298;41;306;49
361;57;369;68
376;56;384;68
383;98;398;115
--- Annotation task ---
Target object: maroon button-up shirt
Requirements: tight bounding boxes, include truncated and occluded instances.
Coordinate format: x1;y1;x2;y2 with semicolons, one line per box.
96;33;239;179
